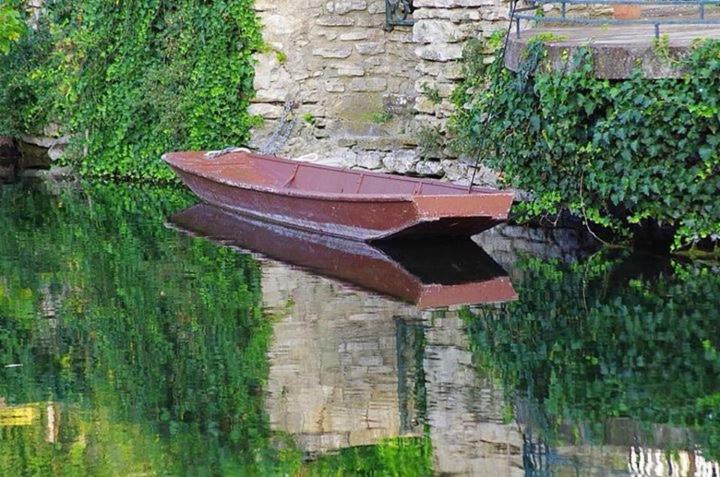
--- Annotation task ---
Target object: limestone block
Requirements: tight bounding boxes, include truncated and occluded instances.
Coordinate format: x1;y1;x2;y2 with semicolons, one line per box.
387;30;414;44
349;77;388;92
382;93;414;114
413;8;482;22
415;43;464;62
355;42;386;55
415;80;456;99
312;47;353;58
442;159;470;182
415;96;438;114
325;79;347;92
19;134;56;149
382;150;419;174
355;137;405;151
417;61;465;80
416;160;445;177
356;151;383;169
339;30;370;41
254;87;285;103
253;0;277;11
413;19;463;44
325;0;368;14
48;141;69;162
317;15;356;26
414;0;494;7
337;66;366;76
367;0;385;14
249;103;285;119
356;14;386;27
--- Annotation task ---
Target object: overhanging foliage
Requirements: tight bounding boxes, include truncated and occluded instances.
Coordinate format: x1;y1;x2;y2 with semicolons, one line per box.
453;36;720;249
0;0;262;182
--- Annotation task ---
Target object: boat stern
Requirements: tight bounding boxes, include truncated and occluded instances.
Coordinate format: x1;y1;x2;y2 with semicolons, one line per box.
413;191;514;221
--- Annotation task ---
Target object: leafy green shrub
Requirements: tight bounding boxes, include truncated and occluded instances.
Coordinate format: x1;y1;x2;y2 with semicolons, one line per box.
0;2;24;54
0;0;262;183
453;38;720;249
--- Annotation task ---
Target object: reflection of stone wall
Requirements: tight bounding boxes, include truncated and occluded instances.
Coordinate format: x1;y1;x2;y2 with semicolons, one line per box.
545;445;719;476
424;310;524;476
262;258;527;470
475;224;599;273
259;251;719;475
262;259;416;456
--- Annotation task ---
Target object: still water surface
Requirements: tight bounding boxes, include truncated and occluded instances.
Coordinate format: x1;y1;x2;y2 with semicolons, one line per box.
0;182;719;476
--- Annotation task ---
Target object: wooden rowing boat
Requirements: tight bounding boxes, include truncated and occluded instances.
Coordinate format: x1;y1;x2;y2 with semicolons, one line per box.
163;150;513;242
169;204;517;308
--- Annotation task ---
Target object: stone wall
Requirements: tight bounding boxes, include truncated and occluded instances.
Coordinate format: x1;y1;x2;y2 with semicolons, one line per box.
250;0;510;185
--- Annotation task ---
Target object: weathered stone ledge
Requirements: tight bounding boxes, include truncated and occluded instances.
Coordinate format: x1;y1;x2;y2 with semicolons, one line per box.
0;129;71;183
506;25;720;79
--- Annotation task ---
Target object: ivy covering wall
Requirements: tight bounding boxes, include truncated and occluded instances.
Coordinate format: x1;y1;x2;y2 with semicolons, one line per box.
0;0;261;182
453;36;720;249
0;3;24;54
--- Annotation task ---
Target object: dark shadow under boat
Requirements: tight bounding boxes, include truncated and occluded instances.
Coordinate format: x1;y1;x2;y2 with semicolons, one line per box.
168;204;517;308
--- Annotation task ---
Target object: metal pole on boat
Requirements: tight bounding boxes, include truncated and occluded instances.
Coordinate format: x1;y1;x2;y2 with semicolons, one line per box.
469;0;519;194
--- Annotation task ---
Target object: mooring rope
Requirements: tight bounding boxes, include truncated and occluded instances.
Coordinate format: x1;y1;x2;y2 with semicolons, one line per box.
259;99;299;156
204;99;299;160
468;0;520;193
204;147;252;160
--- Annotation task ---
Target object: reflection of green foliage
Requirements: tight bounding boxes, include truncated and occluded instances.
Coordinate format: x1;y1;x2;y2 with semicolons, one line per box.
302;437;433;476
463;252;720;458
0;183;300;475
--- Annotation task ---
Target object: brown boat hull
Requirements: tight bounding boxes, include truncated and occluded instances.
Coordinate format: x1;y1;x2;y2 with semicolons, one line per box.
164;151;513;242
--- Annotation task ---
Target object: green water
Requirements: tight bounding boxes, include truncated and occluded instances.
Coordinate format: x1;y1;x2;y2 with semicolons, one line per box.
0;182;718;476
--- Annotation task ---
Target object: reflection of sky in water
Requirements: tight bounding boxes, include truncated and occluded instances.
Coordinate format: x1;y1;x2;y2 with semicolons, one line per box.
0;183;718;476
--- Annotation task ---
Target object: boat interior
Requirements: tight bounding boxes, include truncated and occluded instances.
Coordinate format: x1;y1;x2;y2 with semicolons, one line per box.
167;151;497;196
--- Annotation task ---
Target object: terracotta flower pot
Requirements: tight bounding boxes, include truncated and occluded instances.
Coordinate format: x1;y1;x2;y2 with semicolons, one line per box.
613;4;642;20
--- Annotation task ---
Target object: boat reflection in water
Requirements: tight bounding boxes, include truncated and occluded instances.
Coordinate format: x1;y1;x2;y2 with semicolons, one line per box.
169;203;517;308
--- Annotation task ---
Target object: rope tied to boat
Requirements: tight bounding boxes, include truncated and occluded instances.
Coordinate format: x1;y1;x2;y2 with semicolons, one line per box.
260;99;299;156
204;147;252;160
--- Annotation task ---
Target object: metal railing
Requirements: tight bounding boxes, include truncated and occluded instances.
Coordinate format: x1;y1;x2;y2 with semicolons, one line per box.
386;0;415;30
512;0;720;38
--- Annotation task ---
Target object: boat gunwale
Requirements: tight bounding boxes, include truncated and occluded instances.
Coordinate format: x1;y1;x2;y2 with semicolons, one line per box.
163;151;515;203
